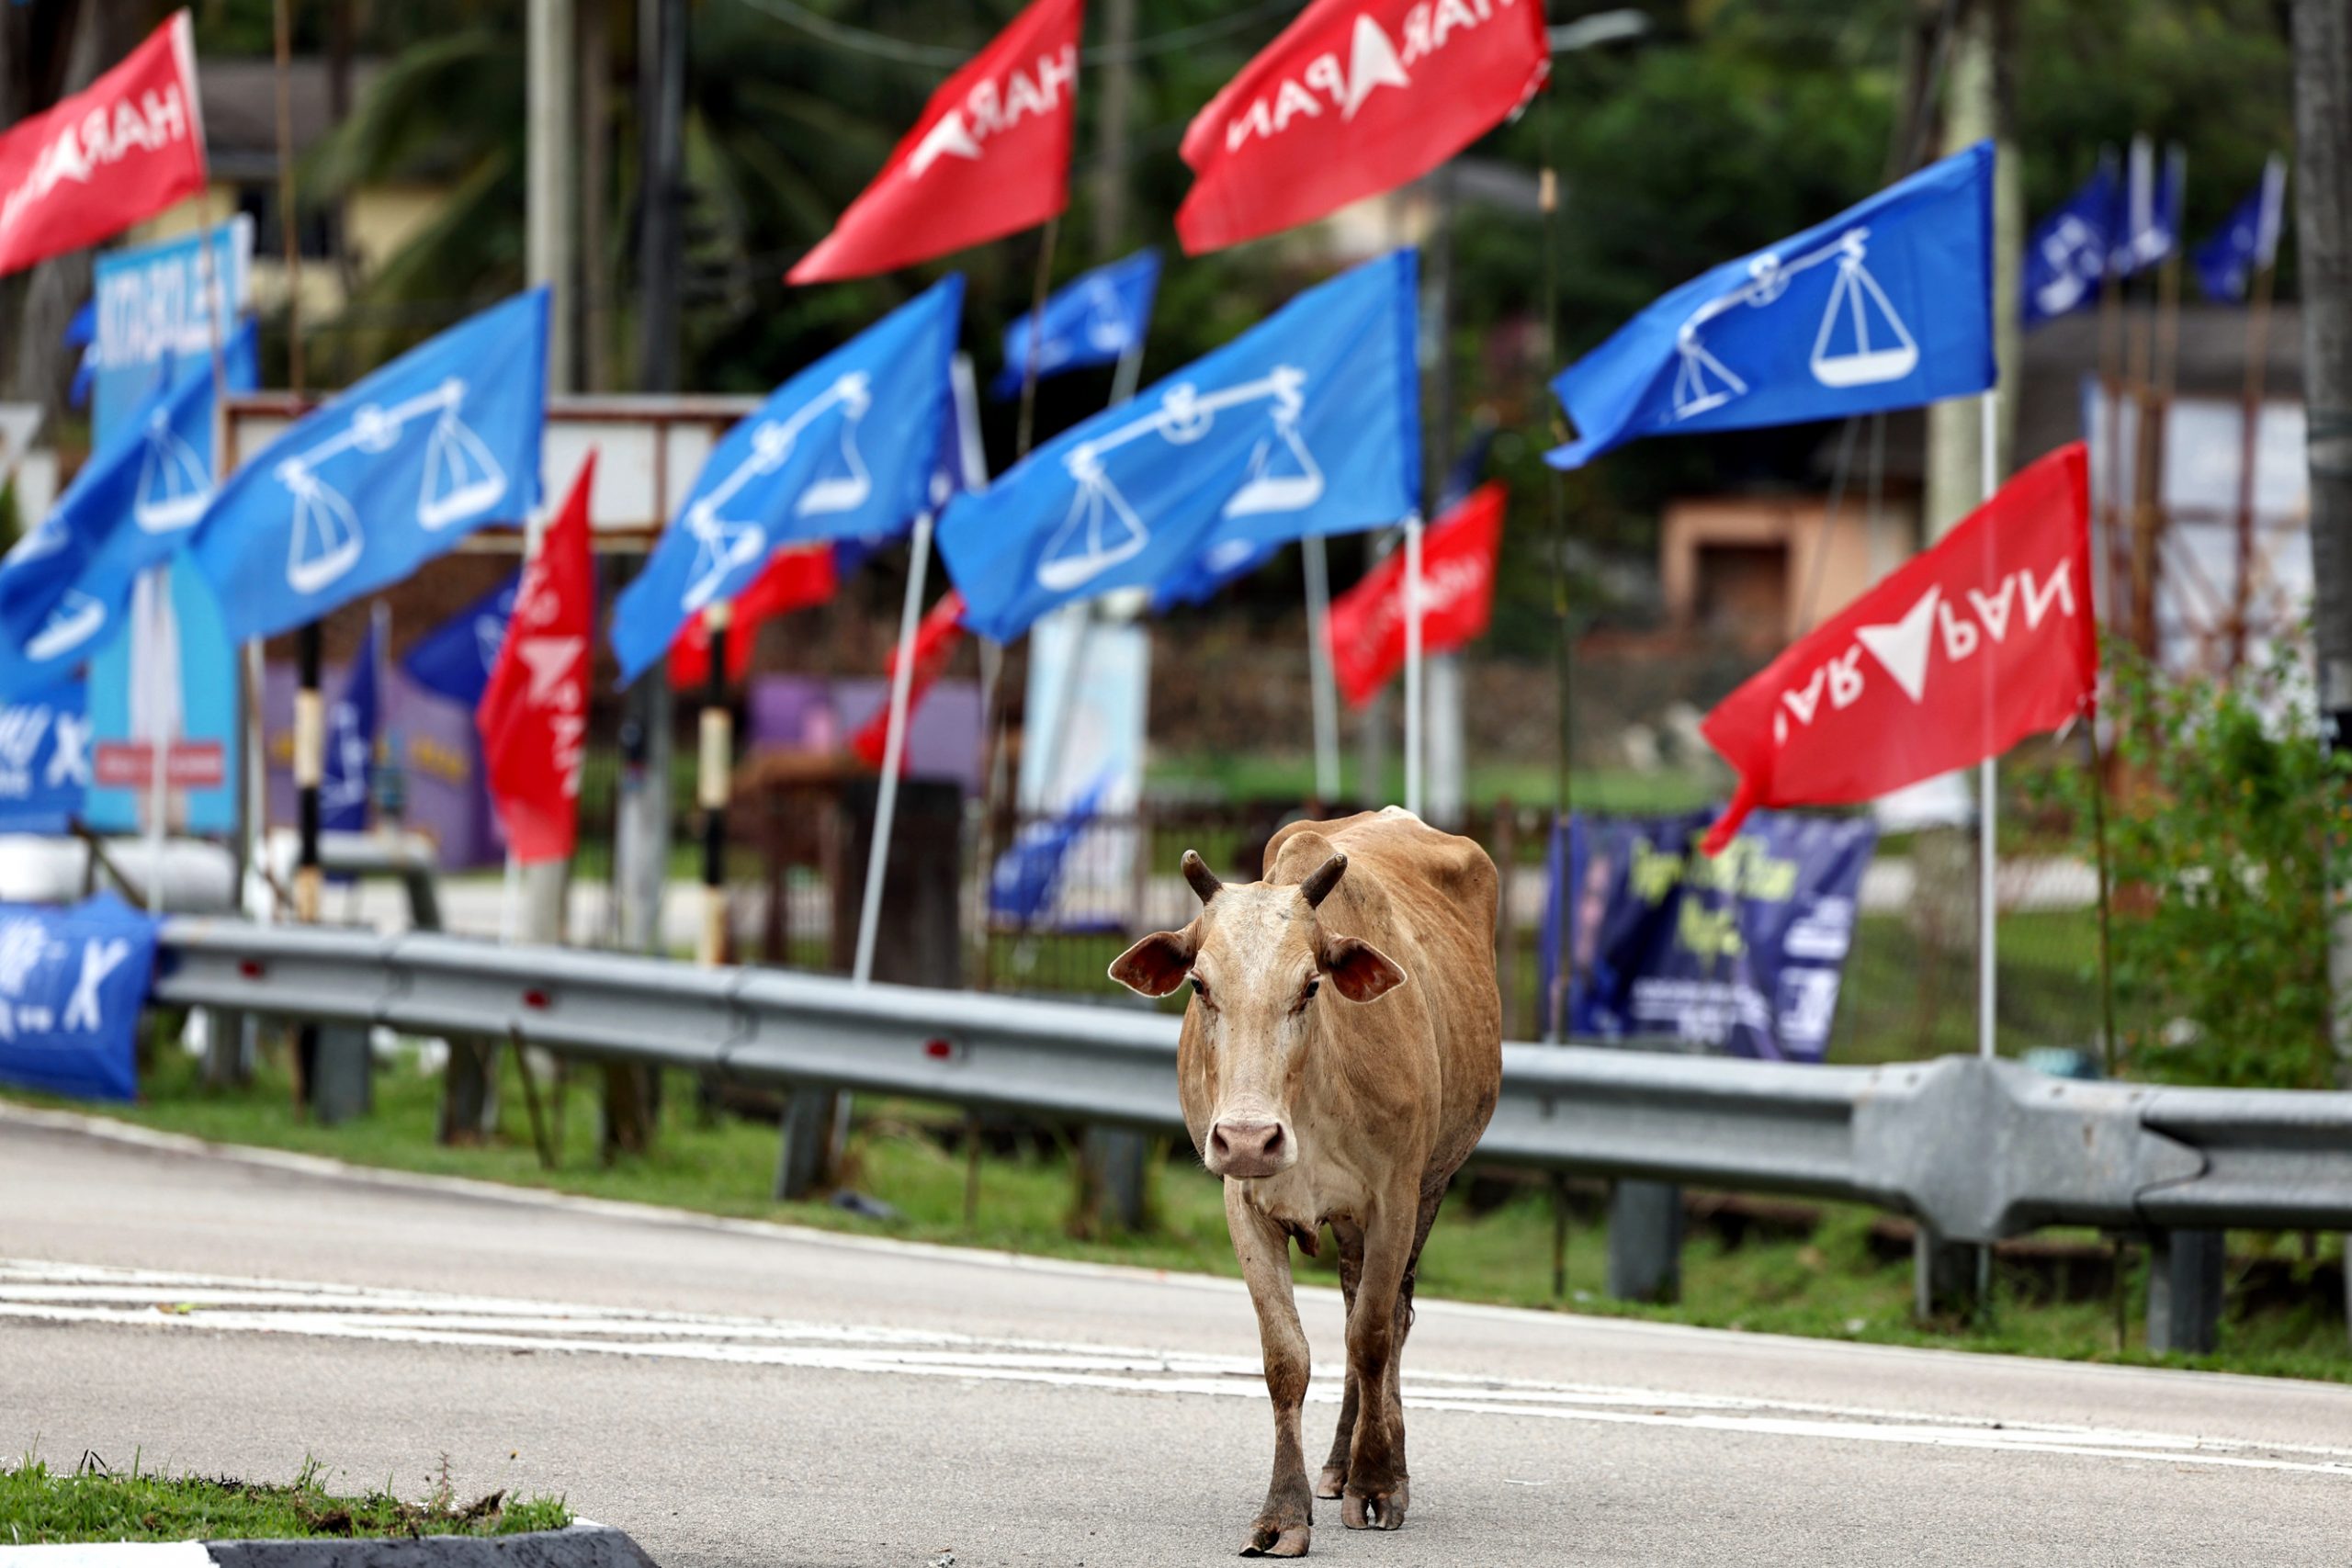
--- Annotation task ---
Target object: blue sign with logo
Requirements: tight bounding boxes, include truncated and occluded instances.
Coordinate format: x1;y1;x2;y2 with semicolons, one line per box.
1548;143;1995;471
191;288;548;644
942;249;1422;643
1538;808;1877;1062
994;249;1162;396
611;275;965;682
0;678;88;833
90;218;252;444
0;893;161;1102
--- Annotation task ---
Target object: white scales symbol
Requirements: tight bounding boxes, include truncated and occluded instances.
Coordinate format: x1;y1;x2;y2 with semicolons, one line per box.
1671;226;1920;422
133;403;212;534
275;378;509;596
681;372;873;614
25;592;104;662
1036;366;1321;593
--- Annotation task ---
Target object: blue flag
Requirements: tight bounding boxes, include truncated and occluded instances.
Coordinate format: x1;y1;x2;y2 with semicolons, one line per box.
611;276;965;682
2110;136;2184;278
942;250;1422;643
2194;154;2288;303
1148;537;1278;613
2022;156;2120;329
0;677;89;833
190;288;548;644
0;892;161;1103
402;570;518;706
0;330;254;700
1547;142;1996;472
993;250;1163;397
321;617;379;833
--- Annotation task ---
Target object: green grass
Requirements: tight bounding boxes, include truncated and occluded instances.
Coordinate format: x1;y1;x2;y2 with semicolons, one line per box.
1146;753;1720;814
17;1036;2350;1384
0;1455;570;1544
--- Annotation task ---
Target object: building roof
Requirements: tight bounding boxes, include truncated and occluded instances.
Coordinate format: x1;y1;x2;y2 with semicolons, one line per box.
198;57;385;181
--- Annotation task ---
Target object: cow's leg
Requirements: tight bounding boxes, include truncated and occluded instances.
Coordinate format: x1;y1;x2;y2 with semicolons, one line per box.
1316;1217;1366;1500
1340;1179;1420;1531
1226;1182;1313;1558
1374;1185;1449;1515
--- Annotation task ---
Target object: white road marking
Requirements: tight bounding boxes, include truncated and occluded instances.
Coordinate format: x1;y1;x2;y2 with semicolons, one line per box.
7;1260;2349;1481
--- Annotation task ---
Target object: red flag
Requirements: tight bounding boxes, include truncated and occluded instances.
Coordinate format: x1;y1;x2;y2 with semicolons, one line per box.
666;544;838;690
478;455;597;864
787;0;1080;284
0;11;208;278
1700;443;2098;854
852;590;967;770
1327;481;1505;708
1175;0;1549;255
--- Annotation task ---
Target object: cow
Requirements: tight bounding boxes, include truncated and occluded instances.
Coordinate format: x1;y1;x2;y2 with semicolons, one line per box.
1109;807;1502;1556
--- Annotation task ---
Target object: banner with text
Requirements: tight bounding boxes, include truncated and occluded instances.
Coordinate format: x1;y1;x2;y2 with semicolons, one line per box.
0;893;160;1102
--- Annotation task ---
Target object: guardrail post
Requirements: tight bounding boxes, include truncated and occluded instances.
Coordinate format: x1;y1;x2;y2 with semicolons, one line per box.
774;1090;834;1201
2145;1228;2225;1356
309;1024;372;1125
1913;1225;1980;1322
1605;1179;1682;1303
1079;1128;1149;1235
199;1009;250;1088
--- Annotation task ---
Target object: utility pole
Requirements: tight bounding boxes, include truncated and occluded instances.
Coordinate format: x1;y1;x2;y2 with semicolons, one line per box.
1089;0;1136;259
528;0;577;391
2294;0;2352;1099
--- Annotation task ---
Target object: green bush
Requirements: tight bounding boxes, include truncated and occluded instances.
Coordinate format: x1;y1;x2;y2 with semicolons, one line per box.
2033;641;2351;1089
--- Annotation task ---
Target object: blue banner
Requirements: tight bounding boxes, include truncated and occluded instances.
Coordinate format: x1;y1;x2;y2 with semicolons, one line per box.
0;679;88;833
2022;157;2120;329
1537;808;1876;1062
402;570;518;706
322;616;380;832
612;276;965;682
2110;136;2184;279
0;893;160;1102
90;218;252;445
1547;143;1995;472
989;771;1110;925
0;333;251;700
190;288;548;644
2194;155;2287;304
942;250;1422;643
994;250;1162;396
80;561;245;838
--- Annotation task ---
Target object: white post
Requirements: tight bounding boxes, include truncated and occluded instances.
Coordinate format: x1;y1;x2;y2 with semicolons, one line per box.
142;567;171;915
1301;535;1342;801
1404;515;1425;815
1978;390;1998;1061
500;852;522;944
1109;341;1145;409
854;513;935;987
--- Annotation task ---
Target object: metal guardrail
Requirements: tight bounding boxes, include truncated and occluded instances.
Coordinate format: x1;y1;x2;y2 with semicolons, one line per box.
150;918;2352;1246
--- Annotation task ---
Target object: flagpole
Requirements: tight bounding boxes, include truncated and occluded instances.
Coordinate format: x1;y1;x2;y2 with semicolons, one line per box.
854;513;934;987
1978;390;1998;1063
1302;536;1342;803
2230;165;2280;671
1404;514;1425;815
696;601;731;967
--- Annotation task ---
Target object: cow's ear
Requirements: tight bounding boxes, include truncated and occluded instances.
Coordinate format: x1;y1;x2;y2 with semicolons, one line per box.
1109;928;1197;998
1320;935;1407;1003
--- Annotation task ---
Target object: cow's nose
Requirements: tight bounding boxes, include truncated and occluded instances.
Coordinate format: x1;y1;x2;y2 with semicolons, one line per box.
1208;1118;1290;1179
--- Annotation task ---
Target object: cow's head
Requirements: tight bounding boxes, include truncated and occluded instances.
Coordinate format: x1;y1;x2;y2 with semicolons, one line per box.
1107;848;1406;1179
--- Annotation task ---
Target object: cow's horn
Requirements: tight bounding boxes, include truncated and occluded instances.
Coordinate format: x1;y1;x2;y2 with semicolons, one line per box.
1182;850;1223;904
1300;852;1348;908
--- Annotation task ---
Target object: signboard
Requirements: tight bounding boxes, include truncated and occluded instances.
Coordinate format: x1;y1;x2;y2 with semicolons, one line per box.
90;216;252;443
81;564;242;835
0;892;160;1102
1004;605;1148;931
1539;808;1877;1062
0;679;89;833
264;660;503;871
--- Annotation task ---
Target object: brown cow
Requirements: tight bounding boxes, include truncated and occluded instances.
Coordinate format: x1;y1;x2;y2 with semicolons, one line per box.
1110;807;1502;1556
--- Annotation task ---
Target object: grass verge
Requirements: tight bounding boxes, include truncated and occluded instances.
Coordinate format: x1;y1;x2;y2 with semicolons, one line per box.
0;1455;569;1545
14;1038;2350;1384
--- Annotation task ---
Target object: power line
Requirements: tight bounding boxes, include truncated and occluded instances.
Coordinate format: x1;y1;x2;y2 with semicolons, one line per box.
728;0;1295;72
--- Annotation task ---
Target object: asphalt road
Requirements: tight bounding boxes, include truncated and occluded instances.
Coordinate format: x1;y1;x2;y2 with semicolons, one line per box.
5;1109;2350;1567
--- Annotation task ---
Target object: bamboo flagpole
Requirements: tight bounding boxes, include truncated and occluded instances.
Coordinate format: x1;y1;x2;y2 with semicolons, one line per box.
1301;536;1342;802
1977;390;1999;1061
1404;513;1425;816
854;515;935;987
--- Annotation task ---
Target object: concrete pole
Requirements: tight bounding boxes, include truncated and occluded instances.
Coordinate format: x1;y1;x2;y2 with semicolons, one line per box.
528;0;577;391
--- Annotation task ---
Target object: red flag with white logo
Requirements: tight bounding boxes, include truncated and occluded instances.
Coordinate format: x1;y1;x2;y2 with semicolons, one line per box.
479;455;597;864
1175;0;1549;255
1327;481;1505;708
667;543;838;690
1700;442;2097;855
0;11;209;278
852;589;967;771
787;0;1080;284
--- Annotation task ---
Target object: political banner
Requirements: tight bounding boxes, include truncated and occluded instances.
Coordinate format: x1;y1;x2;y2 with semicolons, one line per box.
190;288;548;643
81;562;242;836
0;11;208;278
321;616;381;833
401;570;519;707
1548;142;1995;471
2021;156;2120;330
265;661;502;870
1327;479;1503;706
90;217;253;441
479;457;595;863
667;543;837;690
612;275;964;681
789;0;1080;284
995;249;1161;395
0;679;90;833
2194;154;2288;304
1538;808;1877;1063
0;892;161;1102
941;249;1421;641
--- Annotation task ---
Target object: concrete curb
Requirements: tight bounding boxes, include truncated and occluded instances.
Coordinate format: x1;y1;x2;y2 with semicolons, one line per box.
0;1525;659;1568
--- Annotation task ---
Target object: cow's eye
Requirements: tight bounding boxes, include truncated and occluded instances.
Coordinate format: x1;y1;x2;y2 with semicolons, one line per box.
1190;975;1211;1004
1301;978;1319;1005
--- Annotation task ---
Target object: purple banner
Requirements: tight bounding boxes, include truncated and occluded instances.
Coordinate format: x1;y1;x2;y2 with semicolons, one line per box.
748;675;981;796
264;661;503;869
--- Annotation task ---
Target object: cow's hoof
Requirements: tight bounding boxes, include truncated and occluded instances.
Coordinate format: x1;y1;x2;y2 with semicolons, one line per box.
1313;1466;1346;1500
1240;1520;1311;1557
1340;1479;1408;1531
